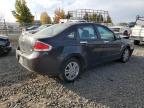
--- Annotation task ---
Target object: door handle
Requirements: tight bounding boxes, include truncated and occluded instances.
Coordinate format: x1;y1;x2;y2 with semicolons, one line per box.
104;41;109;43
80;41;88;44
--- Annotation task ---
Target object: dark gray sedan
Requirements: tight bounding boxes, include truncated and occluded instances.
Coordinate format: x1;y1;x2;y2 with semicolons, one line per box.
16;23;134;82
0;35;11;56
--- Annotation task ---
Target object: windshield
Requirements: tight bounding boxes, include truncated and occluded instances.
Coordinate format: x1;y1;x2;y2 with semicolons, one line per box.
35;24;70;36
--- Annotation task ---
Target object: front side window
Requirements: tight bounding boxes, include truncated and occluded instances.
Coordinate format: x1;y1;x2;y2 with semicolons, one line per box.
97;26;115;40
77;25;97;40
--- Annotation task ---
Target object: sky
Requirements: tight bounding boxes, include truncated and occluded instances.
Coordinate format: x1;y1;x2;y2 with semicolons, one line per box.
0;0;144;23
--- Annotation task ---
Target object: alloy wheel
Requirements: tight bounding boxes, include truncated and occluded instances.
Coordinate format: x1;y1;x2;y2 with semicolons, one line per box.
64;61;80;81
123;49;130;62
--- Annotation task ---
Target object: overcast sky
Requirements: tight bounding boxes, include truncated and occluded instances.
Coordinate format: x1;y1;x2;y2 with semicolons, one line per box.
0;0;144;23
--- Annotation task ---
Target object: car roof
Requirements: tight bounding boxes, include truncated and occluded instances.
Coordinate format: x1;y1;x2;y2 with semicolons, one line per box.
60;22;102;27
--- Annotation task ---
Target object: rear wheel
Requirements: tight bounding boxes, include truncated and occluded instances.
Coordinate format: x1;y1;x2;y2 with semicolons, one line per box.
0;48;4;56
134;40;140;45
123;31;128;36
120;48;130;63
0;52;4;56
59;58;81;82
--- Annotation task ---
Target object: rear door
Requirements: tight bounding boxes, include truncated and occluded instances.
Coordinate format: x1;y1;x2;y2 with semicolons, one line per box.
77;24;103;66
95;25;122;61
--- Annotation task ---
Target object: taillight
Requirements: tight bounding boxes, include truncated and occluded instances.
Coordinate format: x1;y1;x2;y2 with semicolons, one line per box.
33;41;52;51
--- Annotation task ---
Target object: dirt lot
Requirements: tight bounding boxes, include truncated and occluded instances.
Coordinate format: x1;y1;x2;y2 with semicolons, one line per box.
0;42;144;108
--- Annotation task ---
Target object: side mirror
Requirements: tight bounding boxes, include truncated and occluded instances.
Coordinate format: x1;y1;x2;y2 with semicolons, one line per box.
115;34;121;40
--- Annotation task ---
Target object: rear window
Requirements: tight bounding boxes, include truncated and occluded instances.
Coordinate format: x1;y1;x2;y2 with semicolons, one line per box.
26;26;38;30
35;24;70;36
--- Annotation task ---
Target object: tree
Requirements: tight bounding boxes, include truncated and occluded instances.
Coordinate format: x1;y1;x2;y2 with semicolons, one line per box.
106;15;112;23
83;13;98;22
61;9;66;19
12;0;33;26
88;13;97;22
53;8;66;23
97;14;104;23
92;14;97;22
40;12;51;24
66;12;72;19
83;12;89;21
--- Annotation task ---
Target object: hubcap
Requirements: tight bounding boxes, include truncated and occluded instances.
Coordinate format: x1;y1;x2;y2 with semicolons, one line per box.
64;61;80;80
123;49;129;61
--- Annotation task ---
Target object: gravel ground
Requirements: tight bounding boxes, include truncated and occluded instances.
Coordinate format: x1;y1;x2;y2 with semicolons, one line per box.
0;42;144;108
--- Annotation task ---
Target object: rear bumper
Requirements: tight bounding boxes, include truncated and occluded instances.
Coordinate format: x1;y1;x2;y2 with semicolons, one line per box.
16;50;61;75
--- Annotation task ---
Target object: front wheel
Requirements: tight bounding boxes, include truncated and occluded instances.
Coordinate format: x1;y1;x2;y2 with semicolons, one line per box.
3;50;11;56
0;48;4;56
120;48;130;63
59;58;81;82
0;51;4;56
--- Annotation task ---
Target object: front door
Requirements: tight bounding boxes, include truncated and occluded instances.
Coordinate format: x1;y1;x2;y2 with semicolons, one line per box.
96;25;122;61
77;24;103;66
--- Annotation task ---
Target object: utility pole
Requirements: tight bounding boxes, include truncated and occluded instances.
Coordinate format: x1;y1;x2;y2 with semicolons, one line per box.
3;19;8;36
35;12;37;25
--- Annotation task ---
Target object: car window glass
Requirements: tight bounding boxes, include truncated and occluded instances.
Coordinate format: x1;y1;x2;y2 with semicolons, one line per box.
97;26;114;40
78;25;97;40
35;24;70;36
67;31;75;39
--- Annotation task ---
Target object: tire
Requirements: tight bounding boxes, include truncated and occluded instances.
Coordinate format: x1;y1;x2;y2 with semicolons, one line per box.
0;49;4;56
0;52;4;56
59;58;81;82
134;40;140;45
3;50;10;56
123;31;128;36
120;48;130;63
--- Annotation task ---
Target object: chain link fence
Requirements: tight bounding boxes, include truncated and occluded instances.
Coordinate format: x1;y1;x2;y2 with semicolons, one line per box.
0;20;40;39
0;20;40;47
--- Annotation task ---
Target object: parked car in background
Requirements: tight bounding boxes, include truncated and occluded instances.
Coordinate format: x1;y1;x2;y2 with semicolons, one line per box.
0;35;11;56
110;25;131;39
128;22;136;28
130;16;144;45
22;25;39;33
31;24;52;34
22;24;52;35
59;18;87;23
16;23;134;82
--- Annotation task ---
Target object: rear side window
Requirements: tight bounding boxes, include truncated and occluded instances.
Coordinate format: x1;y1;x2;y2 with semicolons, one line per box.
77;25;97;40
35;24;70;36
67;32;75;39
97;26;115;40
